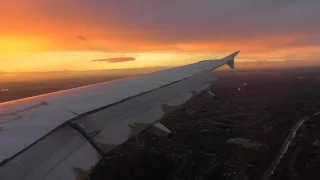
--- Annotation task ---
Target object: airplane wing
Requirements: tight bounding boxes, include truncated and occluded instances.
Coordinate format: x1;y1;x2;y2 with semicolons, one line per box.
0;51;240;180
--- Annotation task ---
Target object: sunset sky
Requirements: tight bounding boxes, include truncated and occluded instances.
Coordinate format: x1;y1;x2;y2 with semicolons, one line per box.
1;0;320;72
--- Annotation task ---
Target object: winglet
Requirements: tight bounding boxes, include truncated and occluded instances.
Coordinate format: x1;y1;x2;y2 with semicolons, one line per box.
222;51;240;69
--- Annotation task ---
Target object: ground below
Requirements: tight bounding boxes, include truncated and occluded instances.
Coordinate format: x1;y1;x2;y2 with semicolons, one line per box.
89;68;320;180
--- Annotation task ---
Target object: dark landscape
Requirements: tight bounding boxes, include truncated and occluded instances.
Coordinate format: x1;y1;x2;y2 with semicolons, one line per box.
1;67;320;180
89;68;320;180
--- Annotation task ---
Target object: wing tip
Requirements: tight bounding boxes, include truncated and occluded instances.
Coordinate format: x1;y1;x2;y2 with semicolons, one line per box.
224;51;240;69
230;51;241;58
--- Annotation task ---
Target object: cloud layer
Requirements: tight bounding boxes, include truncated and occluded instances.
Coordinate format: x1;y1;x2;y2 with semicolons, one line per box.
1;0;320;54
92;57;136;63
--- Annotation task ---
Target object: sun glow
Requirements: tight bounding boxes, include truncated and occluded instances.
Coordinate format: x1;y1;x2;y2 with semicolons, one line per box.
1;1;320;74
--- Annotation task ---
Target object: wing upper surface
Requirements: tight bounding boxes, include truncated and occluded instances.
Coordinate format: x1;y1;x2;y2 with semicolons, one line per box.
0;51;239;180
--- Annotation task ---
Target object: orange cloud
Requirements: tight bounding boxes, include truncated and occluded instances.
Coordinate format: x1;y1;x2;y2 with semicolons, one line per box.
92;57;136;63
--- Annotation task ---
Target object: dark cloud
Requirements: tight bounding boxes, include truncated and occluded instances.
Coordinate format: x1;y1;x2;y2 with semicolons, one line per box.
287;35;320;47
34;0;320;41
77;36;87;41
92;57;136;63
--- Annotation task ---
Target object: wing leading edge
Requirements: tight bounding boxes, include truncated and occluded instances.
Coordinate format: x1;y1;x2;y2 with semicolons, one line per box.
0;51;240;180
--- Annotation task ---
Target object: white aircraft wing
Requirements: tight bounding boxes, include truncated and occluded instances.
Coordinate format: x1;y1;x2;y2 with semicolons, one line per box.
0;51;240;180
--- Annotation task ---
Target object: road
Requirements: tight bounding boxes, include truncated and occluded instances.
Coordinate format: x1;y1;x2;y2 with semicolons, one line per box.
261;111;320;180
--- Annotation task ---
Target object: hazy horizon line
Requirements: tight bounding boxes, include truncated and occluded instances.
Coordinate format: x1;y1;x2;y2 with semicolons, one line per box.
0;66;172;74
2;58;320;74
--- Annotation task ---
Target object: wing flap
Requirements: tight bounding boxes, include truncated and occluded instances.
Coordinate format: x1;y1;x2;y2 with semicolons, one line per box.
0;105;77;164
0;126;101;180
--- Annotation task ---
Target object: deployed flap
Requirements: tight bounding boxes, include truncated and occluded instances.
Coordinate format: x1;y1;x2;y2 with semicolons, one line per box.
147;122;172;137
